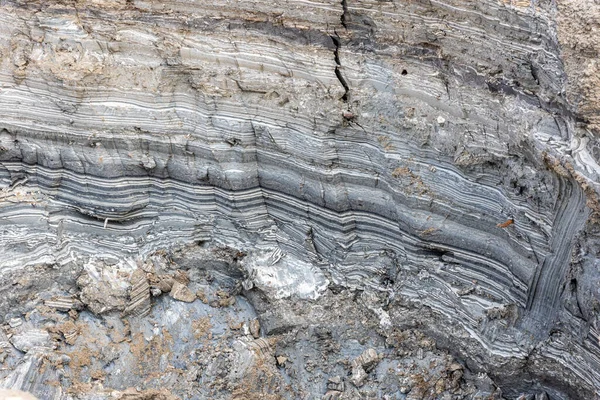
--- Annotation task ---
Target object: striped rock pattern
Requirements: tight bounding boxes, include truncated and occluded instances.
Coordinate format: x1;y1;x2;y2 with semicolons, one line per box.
44;296;83;312
0;0;598;398
123;269;152;317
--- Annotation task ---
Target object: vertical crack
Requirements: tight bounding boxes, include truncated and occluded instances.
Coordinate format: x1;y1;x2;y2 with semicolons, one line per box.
331;33;350;103
331;0;350;104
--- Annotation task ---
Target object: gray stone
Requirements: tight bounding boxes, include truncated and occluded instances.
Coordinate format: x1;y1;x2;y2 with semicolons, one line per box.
9;330;51;353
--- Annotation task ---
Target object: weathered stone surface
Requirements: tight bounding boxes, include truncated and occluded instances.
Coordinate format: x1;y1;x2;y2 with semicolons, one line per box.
0;0;598;399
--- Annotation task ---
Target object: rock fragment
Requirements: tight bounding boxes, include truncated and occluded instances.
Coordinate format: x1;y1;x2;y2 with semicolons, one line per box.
249;318;260;339
44;296;83;312
276;355;287;366
350;366;368;387
8;317;22;328
327;376;344;392
350;348;379;387
77;263;130;315
353;348;379;371
122;269;151;317
169;281;196;303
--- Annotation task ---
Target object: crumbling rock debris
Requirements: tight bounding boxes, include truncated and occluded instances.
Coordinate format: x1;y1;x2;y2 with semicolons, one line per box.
0;264;565;399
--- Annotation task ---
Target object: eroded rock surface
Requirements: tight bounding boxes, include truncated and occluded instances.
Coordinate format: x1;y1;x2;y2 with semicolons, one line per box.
0;0;599;399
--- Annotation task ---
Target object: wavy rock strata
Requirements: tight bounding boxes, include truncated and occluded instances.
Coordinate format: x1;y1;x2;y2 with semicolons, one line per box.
0;0;599;399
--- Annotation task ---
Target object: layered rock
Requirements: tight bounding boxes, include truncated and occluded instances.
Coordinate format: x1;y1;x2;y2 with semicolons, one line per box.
0;0;599;398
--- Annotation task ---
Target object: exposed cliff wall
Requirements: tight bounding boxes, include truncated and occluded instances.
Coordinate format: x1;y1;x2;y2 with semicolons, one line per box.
0;0;599;399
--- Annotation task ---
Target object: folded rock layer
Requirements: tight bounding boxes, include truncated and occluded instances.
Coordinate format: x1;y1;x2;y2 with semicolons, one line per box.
0;0;599;399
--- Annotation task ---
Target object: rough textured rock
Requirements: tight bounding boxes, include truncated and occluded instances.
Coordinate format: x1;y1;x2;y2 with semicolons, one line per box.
0;0;598;399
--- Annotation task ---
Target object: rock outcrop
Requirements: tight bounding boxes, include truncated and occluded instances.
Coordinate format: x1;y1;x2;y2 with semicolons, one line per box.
0;0;599;399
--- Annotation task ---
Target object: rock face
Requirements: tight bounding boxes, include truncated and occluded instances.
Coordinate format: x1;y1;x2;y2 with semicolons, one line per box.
0;0;599;399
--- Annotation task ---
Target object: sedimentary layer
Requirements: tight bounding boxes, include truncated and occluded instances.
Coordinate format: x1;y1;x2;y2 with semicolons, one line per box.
0;0;599;399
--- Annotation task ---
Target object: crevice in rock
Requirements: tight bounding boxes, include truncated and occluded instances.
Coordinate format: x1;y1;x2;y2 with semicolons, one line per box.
330;0;350;103
331;33;350;103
